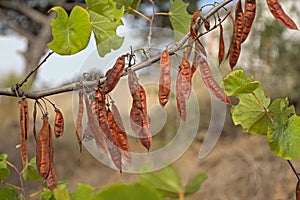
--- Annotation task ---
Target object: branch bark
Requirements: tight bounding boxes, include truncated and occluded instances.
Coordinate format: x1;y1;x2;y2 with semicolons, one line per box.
0;0;233;100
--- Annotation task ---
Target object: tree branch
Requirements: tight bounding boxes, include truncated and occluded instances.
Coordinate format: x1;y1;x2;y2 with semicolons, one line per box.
0;0;234;100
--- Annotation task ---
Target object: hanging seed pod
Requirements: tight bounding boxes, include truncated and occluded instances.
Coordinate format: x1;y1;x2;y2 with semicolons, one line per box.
46;123;57;191
19;97;29;165
75;91;84;152
242;0;256;43
102;54;127;94
36;115;51;179
33;102;37;143
54;108;64;138
218;23;225;65
158;49;171;107
266;0;298;30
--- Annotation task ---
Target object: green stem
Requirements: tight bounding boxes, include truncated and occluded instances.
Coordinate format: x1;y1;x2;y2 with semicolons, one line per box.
128;6;151;21
251;92;274;126
179;189;184;200
154;12;169;16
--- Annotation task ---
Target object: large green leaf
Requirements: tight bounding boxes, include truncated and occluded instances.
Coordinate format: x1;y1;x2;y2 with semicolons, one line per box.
86;0;124;21
48;6;92;55
223;70;261;96
0;161;10;182
139;165;182;198
114;0;141;14
169;0;192;34
89;10;124;57
267;99;299;159
0;187;20;200
70;184;95;200
95;183;163;200
231;87;271;135
22;157;41;181
184;173;207;197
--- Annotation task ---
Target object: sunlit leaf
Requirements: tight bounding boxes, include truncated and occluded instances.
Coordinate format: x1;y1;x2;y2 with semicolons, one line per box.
114;0;141;14
22;157;42;181
223;69;261;96
70;184;95;200
231;87;271;135
267;99;300;159
0;154;8;162
169;0;192;34
48;6;92;55
89;10;124;57
95;183;163;200
53;187;70;200
0;161;10;181
184;173;207;196
86;0;124;21
139;165;182;198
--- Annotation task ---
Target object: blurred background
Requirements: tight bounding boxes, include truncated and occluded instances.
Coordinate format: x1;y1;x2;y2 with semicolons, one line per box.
1;0;300;199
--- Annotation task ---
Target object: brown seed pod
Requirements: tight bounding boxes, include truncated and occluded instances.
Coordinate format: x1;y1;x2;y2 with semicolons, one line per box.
19;97;29;165
242;0;256;43
75;91;84;152
229;0;244;69
158;49;171;107
36;116;51;179
33;102;37;143
296;180;300;200
204;20;210;31
199;56;231;105
266;0;298;30
54;108;64;138
46;123;57;191
176;71;187;121
179;58;192;101
218;23;225;65
84;94;107;153
190;9;201;39
102;54;127;94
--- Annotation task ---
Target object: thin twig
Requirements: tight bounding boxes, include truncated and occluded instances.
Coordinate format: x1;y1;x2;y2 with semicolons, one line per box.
147;0;155;50
5;160;29;200
287;160;300;181
18;51;54;88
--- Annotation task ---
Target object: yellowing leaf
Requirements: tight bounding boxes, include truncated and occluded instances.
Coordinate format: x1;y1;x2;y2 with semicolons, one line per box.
48;6;92;55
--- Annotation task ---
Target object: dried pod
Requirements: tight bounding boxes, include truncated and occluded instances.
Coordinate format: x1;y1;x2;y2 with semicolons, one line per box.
102;54;127;94
266;0;298;30
84;94;107;153
75;91;84;152
36;116;51;179
218;23;225;65
229;0;244;69
179;58;192;101
176;71;187;121
296;180;300;200
242;0;256;43
54;108;64;138
33;102;37;143
158;50;171;107
199;56;231;105
46;124;57;191
19;97;29;165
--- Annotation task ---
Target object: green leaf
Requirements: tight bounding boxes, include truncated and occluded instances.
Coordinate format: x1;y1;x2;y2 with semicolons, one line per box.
0;187;20;200
169;0;192;34
89;10;124;57
53;187;70;200
22;157;42;181
231;87;271;135
223;70;261;96
48;6;92;55
86;0;124;21
184;173;207;197
139;165;182;198
95;183;163;200
0;161;10;181
267;99;299;159
40;190;54;200
70;184;95;200
0;154;8;161
114;0;141;14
